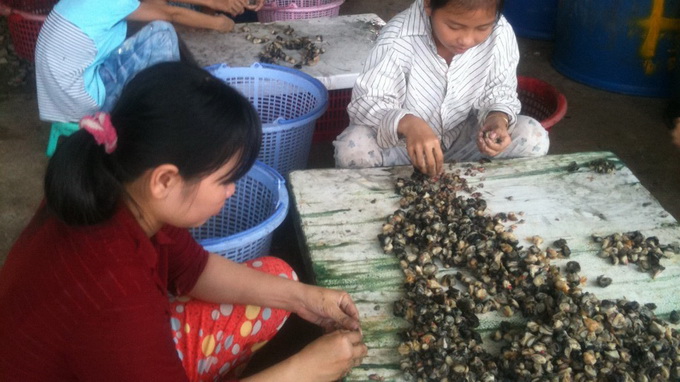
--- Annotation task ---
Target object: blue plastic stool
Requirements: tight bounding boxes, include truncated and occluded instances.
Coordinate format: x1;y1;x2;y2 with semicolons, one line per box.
46;122;79;157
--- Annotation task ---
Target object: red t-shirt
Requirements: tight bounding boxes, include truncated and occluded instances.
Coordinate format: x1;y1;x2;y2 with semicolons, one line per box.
0;203;209;381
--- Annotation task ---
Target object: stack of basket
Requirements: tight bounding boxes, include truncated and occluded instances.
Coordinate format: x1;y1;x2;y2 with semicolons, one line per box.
517;76;567;131
206;62;328;176
0;0;56;61
257;0;344;22
192;62;327;262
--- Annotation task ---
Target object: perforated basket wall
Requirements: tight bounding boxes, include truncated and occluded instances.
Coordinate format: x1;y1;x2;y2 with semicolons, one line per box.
257;0;343;22
7;11;46;61
190;161;289;262
2;0;57;62
206;63;328;176
517;76;568;131
0;0;56;13
313;88;351;143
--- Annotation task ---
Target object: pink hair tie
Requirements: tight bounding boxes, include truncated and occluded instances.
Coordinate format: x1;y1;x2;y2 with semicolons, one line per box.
79;112;118;154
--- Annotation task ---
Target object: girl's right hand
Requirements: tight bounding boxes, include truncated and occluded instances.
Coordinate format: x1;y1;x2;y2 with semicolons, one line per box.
211;13;235;32
291;330;367;381
398;114;444;178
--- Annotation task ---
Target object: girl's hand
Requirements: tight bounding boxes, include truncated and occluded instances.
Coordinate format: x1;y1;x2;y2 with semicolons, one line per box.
244;0;265;11
211;0;247;15
211;13;235;32
295;286;361;332
398;114;444;178
477;112;511;157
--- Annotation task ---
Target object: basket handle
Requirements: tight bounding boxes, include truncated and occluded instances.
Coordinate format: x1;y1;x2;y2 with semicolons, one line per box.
204;62;230;72
254;160;287;210
275;178;286;210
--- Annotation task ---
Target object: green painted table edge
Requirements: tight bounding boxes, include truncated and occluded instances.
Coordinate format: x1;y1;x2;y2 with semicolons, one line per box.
288;152;680;381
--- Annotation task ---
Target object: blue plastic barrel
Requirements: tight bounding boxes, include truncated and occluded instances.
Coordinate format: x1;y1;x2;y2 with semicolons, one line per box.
553;0;680;97
503;0;558;40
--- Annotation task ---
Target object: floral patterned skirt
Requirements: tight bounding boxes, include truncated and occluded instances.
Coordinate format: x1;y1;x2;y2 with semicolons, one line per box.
169;256;295;381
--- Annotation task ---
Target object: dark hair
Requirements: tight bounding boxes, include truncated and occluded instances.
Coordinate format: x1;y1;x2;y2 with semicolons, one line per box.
429;0;504;18
45;62;262;226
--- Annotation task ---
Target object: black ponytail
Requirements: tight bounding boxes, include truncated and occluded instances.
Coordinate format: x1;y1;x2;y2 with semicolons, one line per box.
44;129;122;225
44;62;262;226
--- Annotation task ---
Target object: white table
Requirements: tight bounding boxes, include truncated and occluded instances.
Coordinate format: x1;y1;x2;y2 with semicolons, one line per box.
289;151;680;381
178;13;385;91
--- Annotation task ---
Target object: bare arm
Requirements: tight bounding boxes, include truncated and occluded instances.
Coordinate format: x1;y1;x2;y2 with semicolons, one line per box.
189;254;367;380
145;0;261;15
189;254;361;331
129;2;234;32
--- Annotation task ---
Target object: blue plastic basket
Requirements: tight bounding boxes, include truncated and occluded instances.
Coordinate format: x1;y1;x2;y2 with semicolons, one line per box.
205;62;328;176
190;161;289;262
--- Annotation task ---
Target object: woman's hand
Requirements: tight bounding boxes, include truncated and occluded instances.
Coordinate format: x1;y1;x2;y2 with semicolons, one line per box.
398;114;444;178
477;112;511;157
295;285;361;332
242;330;367;382
292;330;367;381
241;286;366;382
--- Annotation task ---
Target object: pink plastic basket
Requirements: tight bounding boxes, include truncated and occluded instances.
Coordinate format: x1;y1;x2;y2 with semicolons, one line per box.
257;0;343;22
1;0;56;62
517;76;568;131
7;11;45;61
313;88;351;143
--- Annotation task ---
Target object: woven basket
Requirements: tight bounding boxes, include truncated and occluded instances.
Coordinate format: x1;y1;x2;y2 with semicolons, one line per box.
1;0;57;61
190;161;288;262
206;63;328;176
257;0;343;22
517;76;568;131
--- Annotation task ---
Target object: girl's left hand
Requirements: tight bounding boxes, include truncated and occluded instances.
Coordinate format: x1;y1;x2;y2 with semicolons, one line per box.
296;285;361;333
244;0;265;11
477;112;511;157
211;0;247;15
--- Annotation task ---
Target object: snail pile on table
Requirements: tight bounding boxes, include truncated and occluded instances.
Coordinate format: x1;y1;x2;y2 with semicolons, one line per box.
379;166;680;381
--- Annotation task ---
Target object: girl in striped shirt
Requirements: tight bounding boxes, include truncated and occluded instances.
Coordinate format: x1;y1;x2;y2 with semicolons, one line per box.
334;0;550;178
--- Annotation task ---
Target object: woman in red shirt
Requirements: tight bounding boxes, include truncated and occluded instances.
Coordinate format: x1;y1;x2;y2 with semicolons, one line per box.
0;62;366;381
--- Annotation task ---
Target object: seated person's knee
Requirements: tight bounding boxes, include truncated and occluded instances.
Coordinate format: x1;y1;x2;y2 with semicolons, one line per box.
514;116;550;157
333;125;383;168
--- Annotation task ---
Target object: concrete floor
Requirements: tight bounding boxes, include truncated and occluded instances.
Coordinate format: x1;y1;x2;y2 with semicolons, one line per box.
2;1;680;268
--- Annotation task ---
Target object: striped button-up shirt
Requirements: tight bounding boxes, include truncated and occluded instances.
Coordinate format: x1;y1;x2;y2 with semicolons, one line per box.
348;0;521;150
35;12;99;123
